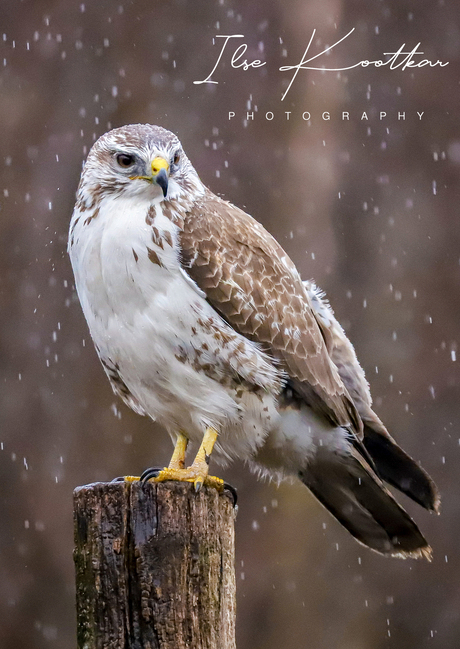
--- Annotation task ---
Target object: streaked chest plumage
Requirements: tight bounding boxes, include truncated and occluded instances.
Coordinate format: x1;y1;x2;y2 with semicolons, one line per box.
68;194;282;462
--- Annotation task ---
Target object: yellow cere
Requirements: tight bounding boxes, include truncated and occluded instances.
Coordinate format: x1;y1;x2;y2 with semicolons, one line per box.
151;156;169;175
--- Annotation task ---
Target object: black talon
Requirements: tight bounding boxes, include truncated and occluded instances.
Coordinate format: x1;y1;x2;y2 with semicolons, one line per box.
140;466;164;484
111;476;126;483
223;482;238;508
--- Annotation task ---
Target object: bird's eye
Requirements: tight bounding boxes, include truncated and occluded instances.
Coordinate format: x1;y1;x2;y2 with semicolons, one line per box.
173;151;181;166
116;153;135;168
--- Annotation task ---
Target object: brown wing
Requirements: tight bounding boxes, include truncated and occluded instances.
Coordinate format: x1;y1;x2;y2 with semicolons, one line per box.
178;189;362;435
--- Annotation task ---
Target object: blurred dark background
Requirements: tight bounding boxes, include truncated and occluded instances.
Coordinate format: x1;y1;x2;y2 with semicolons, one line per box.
1;0;460;647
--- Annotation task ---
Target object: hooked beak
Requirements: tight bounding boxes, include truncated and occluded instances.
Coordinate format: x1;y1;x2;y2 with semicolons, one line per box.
129;156;170;197
151;156;169;198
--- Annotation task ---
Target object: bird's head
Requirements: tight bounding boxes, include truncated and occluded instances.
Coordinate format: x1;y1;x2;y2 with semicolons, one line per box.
77;124;202;206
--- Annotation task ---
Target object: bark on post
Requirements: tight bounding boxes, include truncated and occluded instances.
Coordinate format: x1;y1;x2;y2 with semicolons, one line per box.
73;481;236;649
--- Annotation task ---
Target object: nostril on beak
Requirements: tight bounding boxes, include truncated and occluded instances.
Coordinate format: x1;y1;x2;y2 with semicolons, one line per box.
151;157;169;176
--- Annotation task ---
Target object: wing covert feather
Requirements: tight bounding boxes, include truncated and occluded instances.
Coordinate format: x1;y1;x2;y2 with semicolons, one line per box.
179;190;362;434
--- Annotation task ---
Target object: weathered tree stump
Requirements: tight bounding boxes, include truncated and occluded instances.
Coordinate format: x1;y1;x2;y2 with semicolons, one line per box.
73;481;236;649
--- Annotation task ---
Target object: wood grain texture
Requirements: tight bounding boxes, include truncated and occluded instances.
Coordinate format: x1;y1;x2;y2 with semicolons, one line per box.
74;481;236;649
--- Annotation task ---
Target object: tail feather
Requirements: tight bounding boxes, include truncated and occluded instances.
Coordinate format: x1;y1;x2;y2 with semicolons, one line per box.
299;447;432;559
362;419;440;513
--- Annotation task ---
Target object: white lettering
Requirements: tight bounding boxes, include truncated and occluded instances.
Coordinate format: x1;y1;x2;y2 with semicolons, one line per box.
194;35;244;85
279;28;449;100
231;43;265;71
194;35;266;85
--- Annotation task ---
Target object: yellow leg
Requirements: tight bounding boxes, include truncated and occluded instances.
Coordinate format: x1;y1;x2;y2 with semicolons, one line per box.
168;431;188;470
123;432;188;483
152;427;224;493
193;427;218;470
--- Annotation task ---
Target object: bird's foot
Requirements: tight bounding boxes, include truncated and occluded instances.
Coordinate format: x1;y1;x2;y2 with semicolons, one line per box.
111;429;238;505
111;469;237;506
140;464;224;494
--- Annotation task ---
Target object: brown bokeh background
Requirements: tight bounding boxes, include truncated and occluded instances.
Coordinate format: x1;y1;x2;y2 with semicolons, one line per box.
1;1;459;647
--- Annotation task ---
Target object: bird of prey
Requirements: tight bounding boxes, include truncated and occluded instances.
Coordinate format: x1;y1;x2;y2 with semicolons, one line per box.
68;124;439;559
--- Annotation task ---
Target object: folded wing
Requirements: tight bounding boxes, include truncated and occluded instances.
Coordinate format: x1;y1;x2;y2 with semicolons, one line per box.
179;190;361;435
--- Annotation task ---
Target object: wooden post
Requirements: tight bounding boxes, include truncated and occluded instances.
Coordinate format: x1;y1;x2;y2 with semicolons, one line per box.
73;481;236;649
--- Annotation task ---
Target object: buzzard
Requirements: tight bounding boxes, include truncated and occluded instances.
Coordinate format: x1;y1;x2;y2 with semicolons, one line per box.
68;124;439;558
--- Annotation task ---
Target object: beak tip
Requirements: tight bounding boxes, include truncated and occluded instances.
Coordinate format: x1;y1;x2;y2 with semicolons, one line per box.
154;167;169;199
